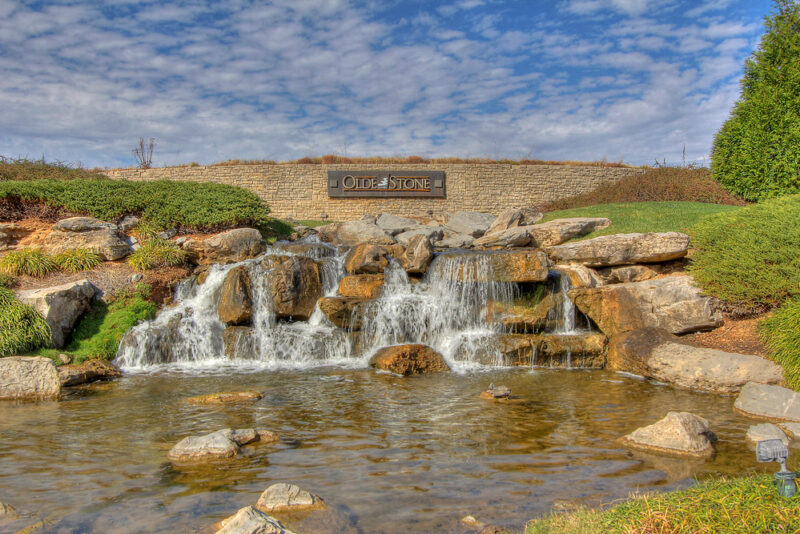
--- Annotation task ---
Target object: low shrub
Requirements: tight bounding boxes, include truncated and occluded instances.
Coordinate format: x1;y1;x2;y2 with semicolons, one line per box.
0;156;105;181
0;273;16;288
128;239;186;271
759;297;800;390
0;248;58;277
53;249;102;273
545;167;745;211
0;287;51;356
688;194;800;308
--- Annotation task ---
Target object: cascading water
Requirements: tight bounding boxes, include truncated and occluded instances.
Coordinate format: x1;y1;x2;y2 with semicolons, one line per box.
550;270;586;336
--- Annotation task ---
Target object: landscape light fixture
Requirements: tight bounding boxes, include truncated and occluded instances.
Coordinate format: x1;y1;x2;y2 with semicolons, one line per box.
320;213;328;221
756;438;797;498
427;209;434;217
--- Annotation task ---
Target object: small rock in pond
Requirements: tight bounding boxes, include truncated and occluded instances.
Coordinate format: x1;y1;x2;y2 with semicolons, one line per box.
225;429;259;446
214;505;296;534
746;423;789;446
0;501;19;519
620;411;716;458
461;515;486;529
479;385;511;399
58;359;122;387
168;429;241;463
256;483;326;513
185;391;264;404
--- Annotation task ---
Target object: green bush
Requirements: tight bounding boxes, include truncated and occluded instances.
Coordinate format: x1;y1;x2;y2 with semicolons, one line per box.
53;249;102;273
0;248;58;277
0;287;51;356
688;194;800;307
759;297;800;389
128;239;186;271
711;0;800;200
0;157;105;181
0;178;271;231
0;273;15;288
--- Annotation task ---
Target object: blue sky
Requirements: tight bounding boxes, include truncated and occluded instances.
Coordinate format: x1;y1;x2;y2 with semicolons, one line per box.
0;0;772;167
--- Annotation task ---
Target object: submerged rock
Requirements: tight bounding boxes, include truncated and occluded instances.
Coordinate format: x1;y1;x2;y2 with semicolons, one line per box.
58;359;122;387
218;266;253;325
570;275;722;336
621;412;716;458
479;385;511;399
734;382;800;423
168;428;281;463
746;423;789;446
0;356;61;400
185;228;266;265
256;483;327;513
185;391;264;404
337;274;384;299
16;279;97;348
215;506;296;534
548;232;690;267
369;344;450;375
400;234;435;274
44;216;131;260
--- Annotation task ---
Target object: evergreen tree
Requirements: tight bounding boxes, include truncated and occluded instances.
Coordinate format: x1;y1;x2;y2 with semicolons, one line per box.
711;0;800;200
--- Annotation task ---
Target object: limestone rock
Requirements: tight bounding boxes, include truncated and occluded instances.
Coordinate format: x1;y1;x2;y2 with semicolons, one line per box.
0;223;29;251
607;328;782;393
376;213;418;235
479;385;511;399
256;483;327;513
338;274;384;299
317;220;395;246
570;275;721;337
168;429;240;463
496;333;607;368
344;244;390;274
485;207;543;235
222;326;253;359
734;382;800;422
746;423;789;446
395;226;443;247
263;255;322;320
528;217;611;247
369;344;450;375
400;234;435;274
16;279;97;348
548;232;690;267
186;391;264;404
318;297;367;330
218;266;253;325
780;423;800;439
440;251;549;283
272;242;334;259
215;506;296;534
186;228;266;265
58;359;122;387
554;264;604;289
489;295;554;333
117;215;140;232
435;232;475;249
473;226;532;248
621;412;715;458
44;217;131;261
445;211;496;238
0;356;61;399
598;262;684;284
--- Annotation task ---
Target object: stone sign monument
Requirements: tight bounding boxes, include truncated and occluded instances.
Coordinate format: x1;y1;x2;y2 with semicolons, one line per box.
327;170;446;198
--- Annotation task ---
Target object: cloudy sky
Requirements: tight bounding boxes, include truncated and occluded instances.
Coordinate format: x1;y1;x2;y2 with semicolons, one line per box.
0;0;772;168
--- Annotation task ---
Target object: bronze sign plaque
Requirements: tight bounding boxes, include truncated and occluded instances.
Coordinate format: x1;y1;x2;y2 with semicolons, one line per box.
327;170;446;198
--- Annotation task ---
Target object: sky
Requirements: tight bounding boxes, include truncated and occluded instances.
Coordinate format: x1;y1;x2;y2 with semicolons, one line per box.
0;0;774;168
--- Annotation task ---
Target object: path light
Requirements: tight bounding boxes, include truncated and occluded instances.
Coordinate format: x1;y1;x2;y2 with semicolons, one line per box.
756;438;797;498
320;213;328;221
427;209;434;217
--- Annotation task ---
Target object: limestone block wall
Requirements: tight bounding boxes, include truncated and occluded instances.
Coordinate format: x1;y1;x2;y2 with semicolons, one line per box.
104;164;644;220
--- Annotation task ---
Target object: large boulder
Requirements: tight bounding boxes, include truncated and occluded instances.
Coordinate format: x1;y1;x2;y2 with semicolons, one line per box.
376;213;418;235
43;217;131;260
473;227;532;248
488;295;554;333
597;262;685;284
485;207;543;235
554;264;604;289
400;234;435;274
58;359;122;387
215;506;296;534
496;333;606;368
218;266;253;325
548;232;690;267
528;218;611;247
0;356;61;399
395;226;443;247
271;242;334;259
317;220;395;246
607;328;783;393
734;382;800;422
620;412;715;458
263;256;322;320
16;280;97;348
318;297;367;330
0;223;30;251
435;232;475;249
445;211;496;238
439;251;550;283
344;244;390;274
186;228;266;265
256;483;326;513
338;274;384;299
570;275;722;337
369;344;450;375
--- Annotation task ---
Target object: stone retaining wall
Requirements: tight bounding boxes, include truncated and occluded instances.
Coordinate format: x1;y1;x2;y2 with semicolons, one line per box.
105;164;644;220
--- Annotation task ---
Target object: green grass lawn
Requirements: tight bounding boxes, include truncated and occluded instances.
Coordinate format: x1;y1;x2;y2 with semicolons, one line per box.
526;474;800;534
540;201;741;239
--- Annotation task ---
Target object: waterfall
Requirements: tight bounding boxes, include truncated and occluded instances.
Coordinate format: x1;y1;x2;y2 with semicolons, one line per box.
551;271;583;335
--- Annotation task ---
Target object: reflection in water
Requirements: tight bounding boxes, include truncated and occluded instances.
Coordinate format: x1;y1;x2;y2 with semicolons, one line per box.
0;368;771;534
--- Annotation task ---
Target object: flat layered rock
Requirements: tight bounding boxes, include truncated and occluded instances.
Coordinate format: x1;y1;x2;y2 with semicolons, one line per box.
528;217;611;247
45;217;131;260
548;232;690;267
496;333;607;368
58;359;122;387
185;228;266;265
598;262;684;284
271;242;334;259
553;264;604;289
570;275;722;336
485;207;543;235
0;356;61;400
746;423;789;446
215;506;296;534
445;211;496;238
473;226;532;248
256;483;327;513
318;221;395;246
621;412;715;458
185;391;264;404
435;232;474;249
607;328;782;393
16;280;97;348
440;250;549;283
376;213;418;235
338;274;384;299
395;226;443;247
369;344;450;375
734;382;800;422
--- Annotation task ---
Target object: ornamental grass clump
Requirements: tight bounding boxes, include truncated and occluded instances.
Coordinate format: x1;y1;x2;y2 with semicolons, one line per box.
0;248;58;277
0;287;51;356
128;239;186;271
53;249;101;273
759;297;800;390
0;273;16;288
